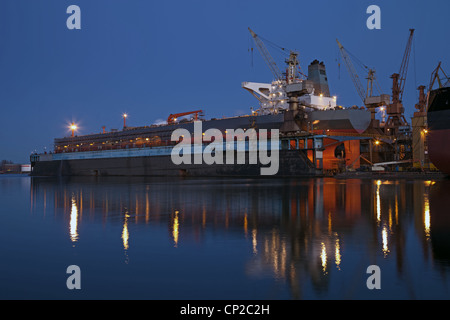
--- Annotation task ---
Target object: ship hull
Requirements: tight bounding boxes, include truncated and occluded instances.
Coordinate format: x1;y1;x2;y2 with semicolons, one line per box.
427;87;450;175
31;150;320;177
31;107;372;178
310;108;371;134
428;128;450;175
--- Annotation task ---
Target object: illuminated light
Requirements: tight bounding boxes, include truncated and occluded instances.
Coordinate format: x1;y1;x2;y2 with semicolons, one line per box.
333;96;337;100
319;93;323;97
395;194;399;224
321;242;327;273
389;207;393;229
424;194;431;238
122;213;130;251
123;113;128;118
382;226;389;256
328;212;332;234
280;240;287;277
423;129;428;134
252;229;258;255
145;138;149;141
335;237;341;270
375;140;380;146
173;210;179;247
376;180;381;223
70;195;79;243
244;214;248;237
70;122;78;137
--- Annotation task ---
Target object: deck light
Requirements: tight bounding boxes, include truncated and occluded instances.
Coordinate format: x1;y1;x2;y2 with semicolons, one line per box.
70;123;77;137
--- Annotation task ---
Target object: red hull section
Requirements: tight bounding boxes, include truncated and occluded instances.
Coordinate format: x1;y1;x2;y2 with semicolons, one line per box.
428;128;450;174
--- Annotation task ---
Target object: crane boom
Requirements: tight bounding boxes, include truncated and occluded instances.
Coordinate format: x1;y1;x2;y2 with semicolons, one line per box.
248;28;283;81
167;110;203;124
336;39;366;104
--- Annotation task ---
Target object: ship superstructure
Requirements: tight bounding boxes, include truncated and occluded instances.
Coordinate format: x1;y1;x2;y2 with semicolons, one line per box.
242;60;338;115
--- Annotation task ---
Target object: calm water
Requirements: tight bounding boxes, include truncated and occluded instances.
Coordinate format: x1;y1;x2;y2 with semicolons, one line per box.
1;174;450;300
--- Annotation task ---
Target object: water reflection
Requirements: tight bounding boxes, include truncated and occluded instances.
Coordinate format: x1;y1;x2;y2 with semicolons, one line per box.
28;176;450;299
122;211;130;251
172;210;179;248
70;194;78;243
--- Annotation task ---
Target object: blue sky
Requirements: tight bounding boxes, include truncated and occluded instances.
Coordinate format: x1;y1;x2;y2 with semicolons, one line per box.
0;0;449;163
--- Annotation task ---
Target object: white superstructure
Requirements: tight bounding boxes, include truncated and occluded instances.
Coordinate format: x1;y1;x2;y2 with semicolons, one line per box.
242;80;337;115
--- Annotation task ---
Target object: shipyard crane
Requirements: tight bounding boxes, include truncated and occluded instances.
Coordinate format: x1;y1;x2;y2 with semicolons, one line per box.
336;39;389;127
391;29;415;105
385;29;415;135
167;110;203;124
248;28;283;81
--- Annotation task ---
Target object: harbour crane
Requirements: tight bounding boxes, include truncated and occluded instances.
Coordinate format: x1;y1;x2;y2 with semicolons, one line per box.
391;29;415;105
336;39;389;127
385;29;415;135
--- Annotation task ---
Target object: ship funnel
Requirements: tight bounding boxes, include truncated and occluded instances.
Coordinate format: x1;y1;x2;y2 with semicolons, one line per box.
308;60;331;97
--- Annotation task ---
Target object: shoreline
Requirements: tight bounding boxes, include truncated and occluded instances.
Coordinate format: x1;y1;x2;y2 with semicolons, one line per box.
332;171;447;180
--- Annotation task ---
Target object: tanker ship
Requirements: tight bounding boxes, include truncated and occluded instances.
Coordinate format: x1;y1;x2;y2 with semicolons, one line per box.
30;50;372;177
427;84;450;175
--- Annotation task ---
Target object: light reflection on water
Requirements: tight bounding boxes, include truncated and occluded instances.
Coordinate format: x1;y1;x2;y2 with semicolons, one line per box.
1;175;450;299
70;194;79;243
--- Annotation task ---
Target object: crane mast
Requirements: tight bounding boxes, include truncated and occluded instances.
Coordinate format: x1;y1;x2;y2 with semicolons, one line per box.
391;29;415;104
386;29;415;136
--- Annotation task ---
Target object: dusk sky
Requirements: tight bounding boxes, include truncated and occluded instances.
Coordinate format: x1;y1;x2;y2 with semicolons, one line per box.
0;0;449;163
